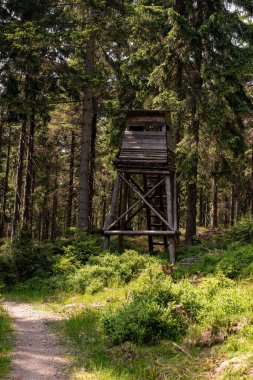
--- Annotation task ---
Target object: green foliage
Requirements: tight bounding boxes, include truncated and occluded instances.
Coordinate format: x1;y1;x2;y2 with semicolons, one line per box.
177;243;253;279
0;231;103;285
224;219;253;244
103;265;192;344
62;229;102;264
12;250;154;296
103;266;249;345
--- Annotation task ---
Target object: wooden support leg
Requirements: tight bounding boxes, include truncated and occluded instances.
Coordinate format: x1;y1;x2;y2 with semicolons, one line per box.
103;175;120;251
159;175;168;253
118;174;129;251
143;175;153;251
165;175;176;264
173;172;179;248
169;238;176;265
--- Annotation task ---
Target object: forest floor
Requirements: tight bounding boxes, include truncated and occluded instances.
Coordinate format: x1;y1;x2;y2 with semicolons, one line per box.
2;226;253;379
2;302;69;380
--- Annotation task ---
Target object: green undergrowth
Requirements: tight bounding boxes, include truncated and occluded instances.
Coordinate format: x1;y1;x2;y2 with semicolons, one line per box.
54;268;253;379
5;250;157;301
176;243;253;279
3;220;253;378
0;306;12;379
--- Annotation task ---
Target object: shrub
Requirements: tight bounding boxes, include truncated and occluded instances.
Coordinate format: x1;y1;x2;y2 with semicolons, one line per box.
63;229;102;264
177;243;253;280
103;266;197;344
103;298;186;345
65;250;152;294
224;219;253;244
14;250;153;296
103;268;250;345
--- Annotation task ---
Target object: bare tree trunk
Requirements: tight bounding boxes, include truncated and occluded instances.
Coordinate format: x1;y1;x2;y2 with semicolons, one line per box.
78;6;95;230
185;0;203;245
0;128;11;238
29;171;35;237
66;130;75;228
88;98;97;231
51;156;58;242
11;117;27;241
0;110;4;200
185;118;199;245
230;183;236;226
210;177;218;229
41;207;50;241
22;110;35;226
251;147;253;218
199;187;204;227
224;195;230;227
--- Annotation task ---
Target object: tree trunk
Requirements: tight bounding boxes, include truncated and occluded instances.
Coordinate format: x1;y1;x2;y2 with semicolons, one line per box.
0;110;4;200
78;6;95;230
29;171;35;237
210;177;218;229
185;0;203;244
66;130;75;228
51;156;58;242
185;180;198;244
224;195;230;227
0;128;11;238
22;110;35;226
251;147;253;218
230;183;236;226
185;117;200;245
11;117;27;241
199;187;204;227
41;207;50;241
88;98;97;232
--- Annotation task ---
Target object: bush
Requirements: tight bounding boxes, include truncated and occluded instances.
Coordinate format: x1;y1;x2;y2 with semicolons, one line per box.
14;250;153;296
224;219;253;244
103;266;194;344
0;231;103;285
103;268;250;345
63;229;102;264
64;250;153;294
177;243;253;280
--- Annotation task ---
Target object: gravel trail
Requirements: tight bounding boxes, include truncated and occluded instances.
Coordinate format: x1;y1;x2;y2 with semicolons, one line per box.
3;301;68;380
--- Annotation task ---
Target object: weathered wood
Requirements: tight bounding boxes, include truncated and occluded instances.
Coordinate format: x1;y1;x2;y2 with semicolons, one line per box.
119;172;174;231
103;175;120;251
143;175;153;251
104;110;177;262
165;175;176;264
173;172;178;230
105;178;164;231
104;230;176;236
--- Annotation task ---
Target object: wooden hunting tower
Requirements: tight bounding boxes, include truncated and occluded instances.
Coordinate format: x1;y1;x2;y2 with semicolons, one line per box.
103;110;177;263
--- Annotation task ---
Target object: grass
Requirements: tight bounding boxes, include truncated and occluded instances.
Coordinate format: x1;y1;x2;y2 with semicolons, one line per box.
54;298;253;380
0;305;13;379
3;223;253;379
55;308;217;380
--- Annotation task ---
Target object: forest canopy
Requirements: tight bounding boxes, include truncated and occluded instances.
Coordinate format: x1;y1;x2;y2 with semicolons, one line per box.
0;0;252;244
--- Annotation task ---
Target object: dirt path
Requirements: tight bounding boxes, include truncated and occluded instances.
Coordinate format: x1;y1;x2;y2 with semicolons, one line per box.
3;301;68;380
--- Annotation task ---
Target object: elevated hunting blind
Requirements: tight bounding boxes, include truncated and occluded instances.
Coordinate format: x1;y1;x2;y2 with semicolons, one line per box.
103;110;178;263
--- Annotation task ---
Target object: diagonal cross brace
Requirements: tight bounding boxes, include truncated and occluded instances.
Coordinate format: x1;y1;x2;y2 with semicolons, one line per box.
119;172;174;231
105;177;165;231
